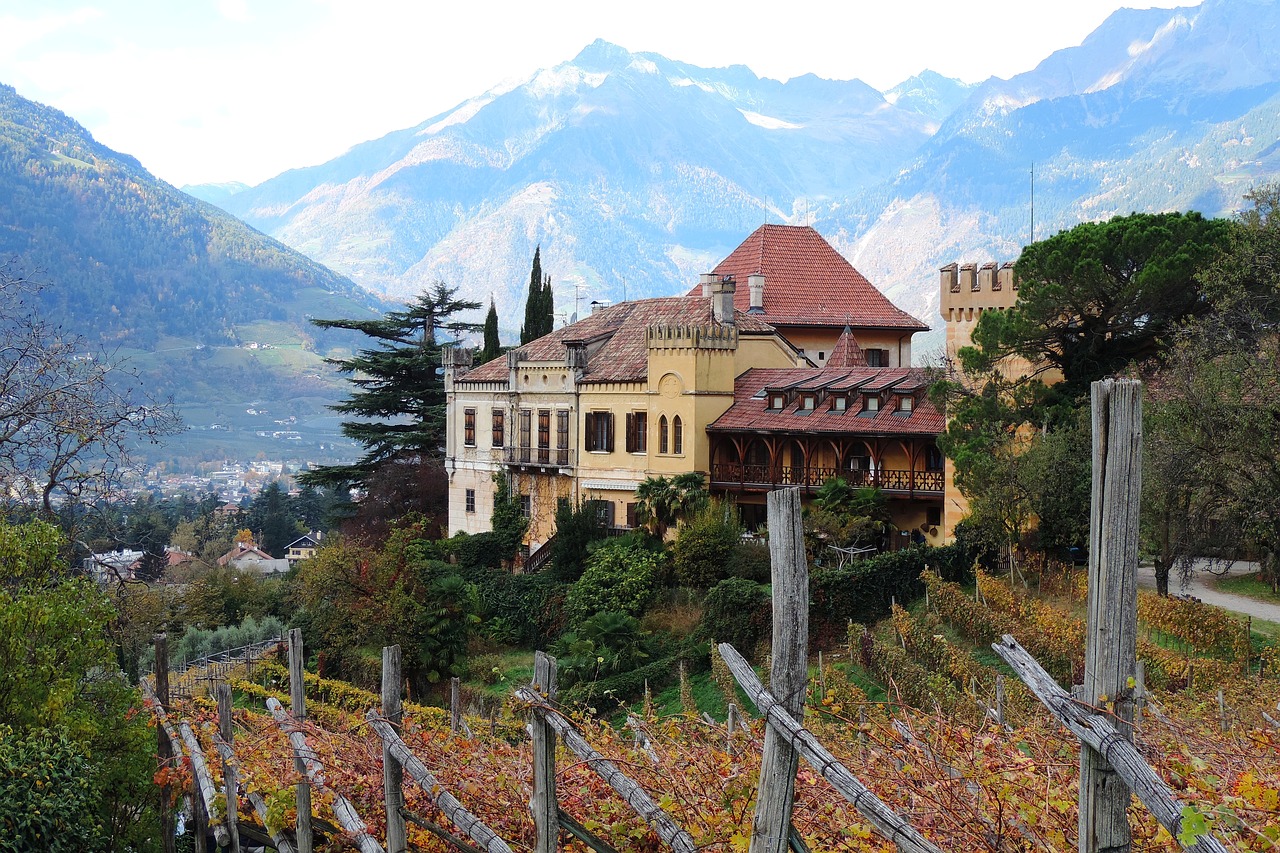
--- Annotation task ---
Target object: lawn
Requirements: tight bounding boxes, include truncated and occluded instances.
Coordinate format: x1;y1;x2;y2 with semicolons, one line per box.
1213;571;1280;604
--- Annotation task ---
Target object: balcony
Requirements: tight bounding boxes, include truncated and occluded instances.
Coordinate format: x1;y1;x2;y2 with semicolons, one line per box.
503;446;574;471
709;463;942;495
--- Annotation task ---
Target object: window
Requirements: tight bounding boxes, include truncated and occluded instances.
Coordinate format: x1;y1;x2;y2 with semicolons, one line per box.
537;409;551;463
519;409;531;449
557;410;570;449
673;415;683;454
818;351;826;362
519;494;531;519
866;349;889;367
769;394;785;410
833;396;848;412
465;489;476;513
860;395;880;417
626;412;648;453
463;408;476;446
898;395;914;413
586;499;615;527
584;411;614;452
926;506;942;527
491;408;505;447
925;446;945;471
659;415;669;454
799;395;816;411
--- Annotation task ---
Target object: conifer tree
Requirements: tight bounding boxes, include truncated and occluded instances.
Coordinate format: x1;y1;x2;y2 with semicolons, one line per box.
520;246;555;343
480;299;501;363
301;280;481;491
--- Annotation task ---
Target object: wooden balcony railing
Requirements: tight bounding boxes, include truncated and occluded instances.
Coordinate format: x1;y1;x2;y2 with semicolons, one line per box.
709;463;943;495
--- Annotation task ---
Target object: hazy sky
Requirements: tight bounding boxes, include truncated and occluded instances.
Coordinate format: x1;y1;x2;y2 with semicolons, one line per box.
0;0;1200;187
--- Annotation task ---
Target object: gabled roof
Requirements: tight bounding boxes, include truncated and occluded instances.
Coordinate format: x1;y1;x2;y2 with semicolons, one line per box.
459;297;779;385
286;534;321;550
689;224;928;331
827;326;868;368
709;367;944;436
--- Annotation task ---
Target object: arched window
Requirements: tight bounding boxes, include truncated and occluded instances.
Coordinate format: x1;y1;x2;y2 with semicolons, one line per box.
673;416;683;454
659;415;669;454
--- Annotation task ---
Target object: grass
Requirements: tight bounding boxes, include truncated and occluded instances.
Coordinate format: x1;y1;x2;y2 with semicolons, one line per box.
1213;571;1280;604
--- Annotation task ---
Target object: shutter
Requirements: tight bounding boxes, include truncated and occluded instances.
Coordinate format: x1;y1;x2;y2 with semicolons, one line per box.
604;413;615;452
626;502;638;529
584;412;596;451
625;412;636;453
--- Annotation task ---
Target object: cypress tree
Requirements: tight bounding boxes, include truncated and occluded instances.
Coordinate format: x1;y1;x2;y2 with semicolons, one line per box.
540;273;554;334
520;246;544;344
480;299;501;363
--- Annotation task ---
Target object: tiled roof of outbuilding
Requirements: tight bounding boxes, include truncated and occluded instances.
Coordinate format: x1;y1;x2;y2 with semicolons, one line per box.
708;367;944;436
690;224;928;331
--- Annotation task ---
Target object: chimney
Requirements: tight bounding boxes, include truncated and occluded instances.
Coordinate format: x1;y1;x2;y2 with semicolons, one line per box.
441;345;473;380
747;273;765;313
700;272;718;297
711;275;736;325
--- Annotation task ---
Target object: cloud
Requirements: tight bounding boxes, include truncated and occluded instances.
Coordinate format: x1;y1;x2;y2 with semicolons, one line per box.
216;0;252;23
0;7;103;52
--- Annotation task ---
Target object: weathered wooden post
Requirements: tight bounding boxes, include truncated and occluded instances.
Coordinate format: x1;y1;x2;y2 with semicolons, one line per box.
382;645;406;853
727;703;739;756
451;677;462;735
1134;661;1146;728
531;651;559;853
155;633;176;853
995;675;1006;728
216;684;241;853
750;487;808;853
289;628;314;853
1080;378;1142;853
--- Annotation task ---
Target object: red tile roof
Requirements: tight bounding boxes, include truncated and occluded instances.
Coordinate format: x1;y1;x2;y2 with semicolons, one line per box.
689;224;928;331
709;367;944;436
826;326;867;368
460;297;780;385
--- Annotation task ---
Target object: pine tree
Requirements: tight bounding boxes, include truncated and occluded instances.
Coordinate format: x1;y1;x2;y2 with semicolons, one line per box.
480;299;501;363
300;280;481;491
519;246;555;343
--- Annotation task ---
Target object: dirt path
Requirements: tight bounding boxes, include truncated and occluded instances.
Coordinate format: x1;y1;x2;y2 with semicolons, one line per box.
1136;560;1280;623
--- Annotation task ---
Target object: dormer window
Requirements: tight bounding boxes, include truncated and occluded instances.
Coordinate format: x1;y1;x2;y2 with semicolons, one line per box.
769;394;785;410
898;395;914;413
833;396;847;413
860;395;880;417
799;394;816;411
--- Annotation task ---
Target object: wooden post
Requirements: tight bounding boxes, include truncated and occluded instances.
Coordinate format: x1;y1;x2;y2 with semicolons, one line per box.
1134;661;1146;728
155;633;176;853
995;675;1005;728
289;628;314;853
531;651;559;853
217;684;241;853
383;646;406;853
750;488;808;853
1218;690;1229;733
727;703;739;756
451;677;462;735
193;772;208;853
1080;379;1142;853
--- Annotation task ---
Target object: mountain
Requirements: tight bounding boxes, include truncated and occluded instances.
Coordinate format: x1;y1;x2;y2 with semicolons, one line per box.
0;83;384;465
219;40;944;332
213;1;1280;358
832;0;1280;346
181;181;250;205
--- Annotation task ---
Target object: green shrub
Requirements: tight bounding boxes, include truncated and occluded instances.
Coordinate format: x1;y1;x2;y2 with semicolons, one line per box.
672;500;743;587
565;539;661;623
726;542;771;582
550;499;608;582
699;578;770;659
460;567;567;646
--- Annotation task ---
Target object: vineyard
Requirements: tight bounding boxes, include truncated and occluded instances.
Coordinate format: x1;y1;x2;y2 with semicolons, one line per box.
146;552;1280;851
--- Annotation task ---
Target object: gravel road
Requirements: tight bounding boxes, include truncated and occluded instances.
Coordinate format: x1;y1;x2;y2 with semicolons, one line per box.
1136;559;1280;623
